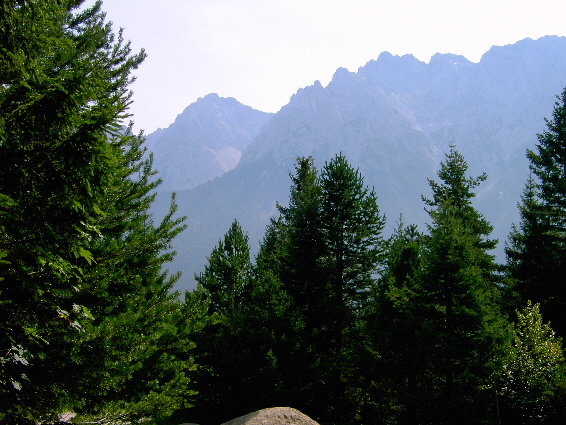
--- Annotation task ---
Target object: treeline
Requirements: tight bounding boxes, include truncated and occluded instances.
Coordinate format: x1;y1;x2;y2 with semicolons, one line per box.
1;2;566;425
186;137;566;425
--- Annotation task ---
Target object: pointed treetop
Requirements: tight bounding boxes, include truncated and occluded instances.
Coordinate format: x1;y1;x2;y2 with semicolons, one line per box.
423;143;487;211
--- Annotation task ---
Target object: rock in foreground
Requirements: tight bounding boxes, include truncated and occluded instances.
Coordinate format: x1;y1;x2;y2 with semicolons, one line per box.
219;407;320;425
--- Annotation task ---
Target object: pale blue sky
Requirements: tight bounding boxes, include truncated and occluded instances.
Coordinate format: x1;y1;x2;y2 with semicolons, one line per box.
91;0;566;134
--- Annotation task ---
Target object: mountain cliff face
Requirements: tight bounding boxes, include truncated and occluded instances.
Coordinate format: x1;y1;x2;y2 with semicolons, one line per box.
152;36;566;291
145;93;273;191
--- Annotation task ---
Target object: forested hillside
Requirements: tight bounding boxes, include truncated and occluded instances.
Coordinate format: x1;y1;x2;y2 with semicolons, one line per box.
1;1;565;425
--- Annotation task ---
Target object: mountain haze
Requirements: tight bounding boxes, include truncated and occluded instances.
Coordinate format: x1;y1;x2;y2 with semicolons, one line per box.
145;93;273;191
150;36;566;291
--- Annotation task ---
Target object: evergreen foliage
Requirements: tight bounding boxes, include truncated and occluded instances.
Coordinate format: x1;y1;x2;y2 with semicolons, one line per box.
190;220;290;424
3;1;566;421
364;219;425;423
66;129;190;422
422;143;498;270
196;219;253;315
249;155;387;423
373;146;509;424
0;2;189;423
317;154;386;423
275;157;326;335
507;88;566;338
0;0;143;420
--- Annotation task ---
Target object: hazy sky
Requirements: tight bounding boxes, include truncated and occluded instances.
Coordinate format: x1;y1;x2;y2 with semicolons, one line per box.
91;0;565;134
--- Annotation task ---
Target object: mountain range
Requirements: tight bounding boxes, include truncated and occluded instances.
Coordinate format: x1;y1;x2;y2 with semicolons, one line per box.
149;35;566;292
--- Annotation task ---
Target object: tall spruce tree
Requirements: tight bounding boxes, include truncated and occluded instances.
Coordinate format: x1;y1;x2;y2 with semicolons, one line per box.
365;219;425;424
190;220;256;424
195;219;252;315
318;153;386;424
259;155;386;424
379;146;508;424
507;88;566;338
276;157;326;334
189;219;298;425
415;203;507;424
505;174;549;310
254;158;322;420
0;1;146;421
422;143;498;274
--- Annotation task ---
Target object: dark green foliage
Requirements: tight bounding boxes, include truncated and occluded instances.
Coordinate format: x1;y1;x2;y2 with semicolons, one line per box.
190;220;294;424
317;154;386;423
414;203;507;424
195;220;252;315
507;88;566;338
422;143;498;270
363;219;425;424
276;157;326;332
66;129;190;423
5;2;564;421
505;174;550;310
373;147;509;424
0;1;145;421
187;155;386;425
258;155;387;424
0;2;191;422
319;153;386;305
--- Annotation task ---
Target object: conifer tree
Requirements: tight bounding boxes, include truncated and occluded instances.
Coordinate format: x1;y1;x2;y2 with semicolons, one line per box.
379;146;508;424
0;1;146;421
189;220;297;425
190;220;258;424
507;88;566;338
415;203;507;424
365;219;425;424
422;143;498;273
258;155;386;424
276;157;326;332
317;154;386;423
196;219;252;315
65;128;190;423
505;174;550;309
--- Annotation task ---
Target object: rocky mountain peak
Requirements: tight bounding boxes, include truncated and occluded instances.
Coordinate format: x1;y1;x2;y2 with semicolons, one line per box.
145;95;272;191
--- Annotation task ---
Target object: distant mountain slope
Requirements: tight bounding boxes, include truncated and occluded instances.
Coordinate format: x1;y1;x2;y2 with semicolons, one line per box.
145;93;273;191
155;36;566;292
